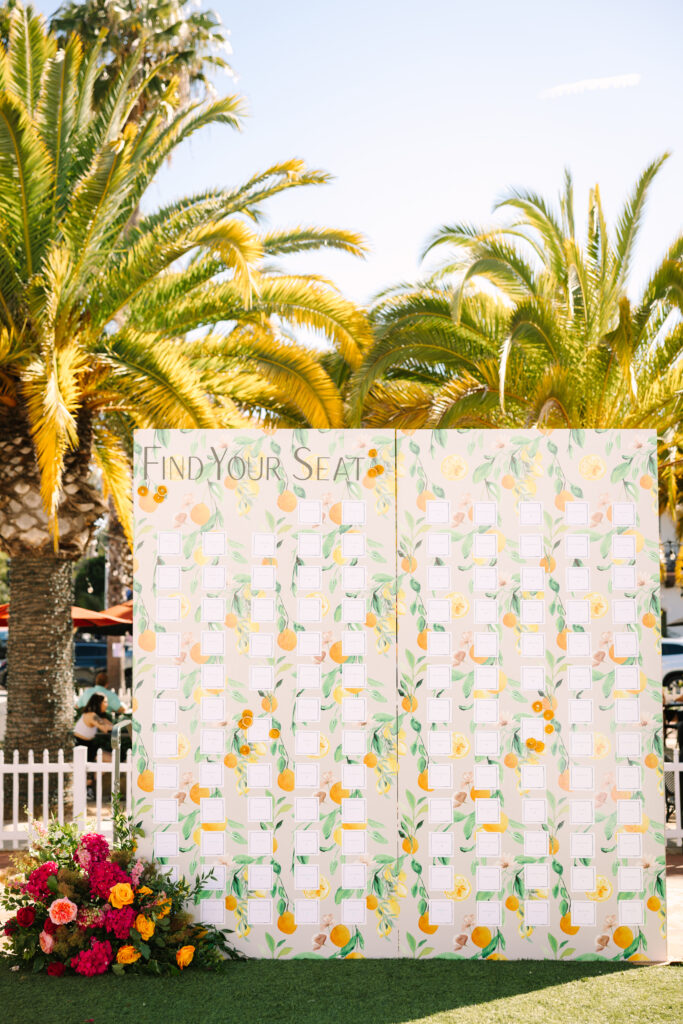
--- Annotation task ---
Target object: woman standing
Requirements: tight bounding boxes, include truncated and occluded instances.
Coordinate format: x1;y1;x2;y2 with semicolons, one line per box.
73;693;113;798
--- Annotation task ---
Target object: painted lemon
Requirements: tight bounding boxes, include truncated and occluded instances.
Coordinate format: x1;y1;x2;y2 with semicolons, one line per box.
440;454;468;480
446;876;471;900
449;592;470;618
303;876;330;900
587;592;608;618
451;733;471;758
587;876;613;901
578;455;606;480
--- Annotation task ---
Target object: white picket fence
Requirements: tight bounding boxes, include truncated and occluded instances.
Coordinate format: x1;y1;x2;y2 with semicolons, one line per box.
0;745;133;849
0;745;682;851
664;753;683;842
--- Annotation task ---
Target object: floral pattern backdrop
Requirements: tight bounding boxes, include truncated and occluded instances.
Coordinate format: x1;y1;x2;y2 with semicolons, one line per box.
134;428;666;960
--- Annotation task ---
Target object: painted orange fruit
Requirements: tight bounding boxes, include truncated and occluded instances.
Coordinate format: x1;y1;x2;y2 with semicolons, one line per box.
137;630;156;652
418;912;438;935
329;641;348;664
277;912;297;934
471;926;492;948
277;490;297;512
190;503;211;525
560;913;579;935
137;770;154;792
277;629;297;651
330;924;351;947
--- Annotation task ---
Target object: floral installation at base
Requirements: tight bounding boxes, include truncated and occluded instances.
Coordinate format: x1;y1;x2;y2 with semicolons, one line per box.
0;799;243;975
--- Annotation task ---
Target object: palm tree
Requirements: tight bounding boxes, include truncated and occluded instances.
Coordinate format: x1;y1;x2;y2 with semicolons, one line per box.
48;1;227;680
347;159;683;479
0;5;368;757
50;0;231;110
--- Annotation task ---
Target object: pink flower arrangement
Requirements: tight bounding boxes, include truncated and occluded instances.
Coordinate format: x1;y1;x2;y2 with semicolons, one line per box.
70;938;113;977
48;897;78;926
0;819;230;976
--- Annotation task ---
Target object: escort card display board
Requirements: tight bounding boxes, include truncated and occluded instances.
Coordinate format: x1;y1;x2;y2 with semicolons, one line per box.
133;429;666;961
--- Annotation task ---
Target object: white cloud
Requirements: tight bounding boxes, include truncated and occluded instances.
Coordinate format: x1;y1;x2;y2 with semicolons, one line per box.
540;73;641;100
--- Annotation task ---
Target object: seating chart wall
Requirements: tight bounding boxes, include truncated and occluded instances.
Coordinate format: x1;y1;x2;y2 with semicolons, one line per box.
133;428;666;960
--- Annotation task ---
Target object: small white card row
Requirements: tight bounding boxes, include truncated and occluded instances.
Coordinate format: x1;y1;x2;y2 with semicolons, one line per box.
150;828;646;862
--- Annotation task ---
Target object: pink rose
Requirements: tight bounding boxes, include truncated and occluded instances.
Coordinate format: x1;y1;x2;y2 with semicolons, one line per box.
39;930;55;954
49;898;78;926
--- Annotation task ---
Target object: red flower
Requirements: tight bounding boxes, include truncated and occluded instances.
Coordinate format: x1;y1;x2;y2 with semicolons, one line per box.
4;917;18;936
47;962;65;977
16;906;36;927
42;917;57;935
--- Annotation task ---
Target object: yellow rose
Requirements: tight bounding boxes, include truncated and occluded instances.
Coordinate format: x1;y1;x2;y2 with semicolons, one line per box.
176;944;195;970
136;886;153;897
109;883;135;909
135;914;155;941
116;945;141;965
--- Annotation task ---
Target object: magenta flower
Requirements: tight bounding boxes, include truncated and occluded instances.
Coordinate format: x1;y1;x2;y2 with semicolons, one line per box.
71;939;113;977
24;861;58;901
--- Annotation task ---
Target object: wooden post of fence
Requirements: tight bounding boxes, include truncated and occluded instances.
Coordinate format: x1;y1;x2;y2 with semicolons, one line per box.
12;750;19;848
72;744;88;829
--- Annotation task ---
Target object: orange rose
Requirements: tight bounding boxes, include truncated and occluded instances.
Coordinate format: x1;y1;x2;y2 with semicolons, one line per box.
109;883;135;909
136;886;153;897
155;897;172;919
176;945;195;970
135;914;155;941
116;945;141;964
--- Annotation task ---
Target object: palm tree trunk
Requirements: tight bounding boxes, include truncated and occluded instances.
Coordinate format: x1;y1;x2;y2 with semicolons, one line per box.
106;495;133;690
4;555;75;758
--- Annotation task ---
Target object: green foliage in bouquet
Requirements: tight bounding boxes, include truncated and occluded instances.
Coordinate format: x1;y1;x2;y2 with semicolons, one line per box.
0;799;244;976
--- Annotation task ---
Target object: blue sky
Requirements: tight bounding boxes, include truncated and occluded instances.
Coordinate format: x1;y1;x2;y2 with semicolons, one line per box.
35;0;683;303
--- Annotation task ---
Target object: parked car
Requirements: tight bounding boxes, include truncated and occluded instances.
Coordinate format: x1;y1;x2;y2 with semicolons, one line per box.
662;638;683;690
74;637;108;687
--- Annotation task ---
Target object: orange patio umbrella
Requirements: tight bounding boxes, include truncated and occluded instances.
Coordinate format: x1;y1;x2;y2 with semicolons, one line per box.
100;599;133;624
0;603;130;629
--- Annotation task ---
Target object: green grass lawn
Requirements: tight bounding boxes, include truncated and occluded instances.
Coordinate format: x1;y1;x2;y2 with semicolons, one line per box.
1;960;681;1024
